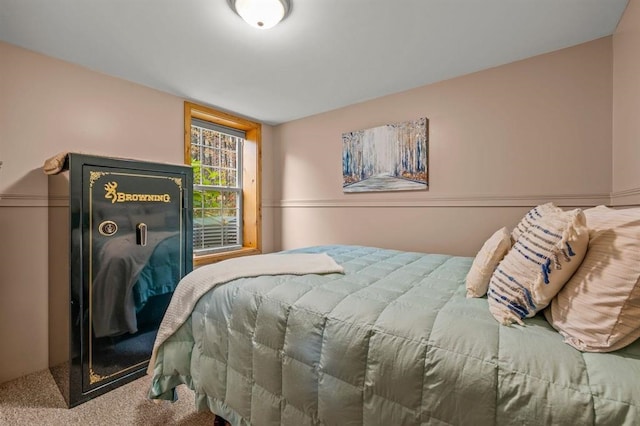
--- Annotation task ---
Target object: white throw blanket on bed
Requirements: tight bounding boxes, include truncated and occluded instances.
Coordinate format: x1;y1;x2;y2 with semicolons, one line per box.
147;253;344;373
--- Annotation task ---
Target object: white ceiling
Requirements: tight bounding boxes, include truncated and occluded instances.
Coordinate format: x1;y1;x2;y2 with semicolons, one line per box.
0;0;629;125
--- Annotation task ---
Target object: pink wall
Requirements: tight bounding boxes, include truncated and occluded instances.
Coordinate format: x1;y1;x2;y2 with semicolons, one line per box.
0;42;184;198
0;41;275;384
273;37;613;254
613;0;640;205
1;6;638;384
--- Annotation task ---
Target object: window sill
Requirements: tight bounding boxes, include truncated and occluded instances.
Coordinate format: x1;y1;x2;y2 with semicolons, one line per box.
193;247;261;267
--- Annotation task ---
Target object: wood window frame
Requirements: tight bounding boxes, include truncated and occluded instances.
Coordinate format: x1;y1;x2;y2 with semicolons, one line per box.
184;101;261;266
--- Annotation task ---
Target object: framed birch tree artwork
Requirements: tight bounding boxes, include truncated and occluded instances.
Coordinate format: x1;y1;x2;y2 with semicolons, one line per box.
342;117;428;192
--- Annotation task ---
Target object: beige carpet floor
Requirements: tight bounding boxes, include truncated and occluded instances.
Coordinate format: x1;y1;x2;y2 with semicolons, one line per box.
0;369;216;425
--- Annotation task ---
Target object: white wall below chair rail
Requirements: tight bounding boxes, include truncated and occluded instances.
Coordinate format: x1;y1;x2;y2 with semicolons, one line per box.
277;205;528;257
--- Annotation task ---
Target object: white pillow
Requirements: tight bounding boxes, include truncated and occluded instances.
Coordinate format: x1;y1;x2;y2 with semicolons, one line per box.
466;227;512;298
545;205;640;352
511;202;563;243
488;208;588;325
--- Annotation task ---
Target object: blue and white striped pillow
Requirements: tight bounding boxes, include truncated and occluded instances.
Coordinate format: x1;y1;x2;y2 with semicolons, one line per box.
511;202;562;244
488;207;588;325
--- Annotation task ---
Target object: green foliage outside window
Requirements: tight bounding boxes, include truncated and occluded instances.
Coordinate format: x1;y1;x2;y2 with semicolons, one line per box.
192;159;238;219
192;159;221;214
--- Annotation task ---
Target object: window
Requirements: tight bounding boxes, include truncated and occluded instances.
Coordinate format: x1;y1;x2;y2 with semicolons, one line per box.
190;119;243;253
184;102;261;266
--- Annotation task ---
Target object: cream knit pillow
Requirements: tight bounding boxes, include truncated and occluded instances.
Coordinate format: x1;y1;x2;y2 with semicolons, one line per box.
511;202;563;243
545;205;640;352
466;227;512;298
488;208;588;325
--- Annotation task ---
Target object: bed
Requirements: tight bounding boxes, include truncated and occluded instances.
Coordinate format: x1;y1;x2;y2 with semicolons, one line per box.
147;244;640;425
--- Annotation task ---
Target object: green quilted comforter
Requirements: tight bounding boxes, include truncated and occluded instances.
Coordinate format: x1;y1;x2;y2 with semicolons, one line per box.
148;245;640;425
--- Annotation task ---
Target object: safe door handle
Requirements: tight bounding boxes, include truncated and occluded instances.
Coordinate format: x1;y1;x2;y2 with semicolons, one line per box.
136;223;147;246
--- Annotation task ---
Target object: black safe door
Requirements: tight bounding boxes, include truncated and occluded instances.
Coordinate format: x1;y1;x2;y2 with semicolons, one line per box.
79;166;187;393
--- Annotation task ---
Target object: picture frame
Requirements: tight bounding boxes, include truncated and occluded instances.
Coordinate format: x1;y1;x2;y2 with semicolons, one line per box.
342;117;428;193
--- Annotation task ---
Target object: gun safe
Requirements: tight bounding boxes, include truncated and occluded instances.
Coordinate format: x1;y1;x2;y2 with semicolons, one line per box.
48;153;193;407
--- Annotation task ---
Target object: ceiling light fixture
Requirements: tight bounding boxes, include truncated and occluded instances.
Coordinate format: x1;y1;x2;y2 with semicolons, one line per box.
228;0;290;29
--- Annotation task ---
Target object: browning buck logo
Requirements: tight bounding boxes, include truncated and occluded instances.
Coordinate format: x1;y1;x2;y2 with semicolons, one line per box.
103;181;171;204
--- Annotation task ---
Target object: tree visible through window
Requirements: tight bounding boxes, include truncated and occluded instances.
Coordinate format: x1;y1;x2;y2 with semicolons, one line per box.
184;102;262;265
190;120;243;253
